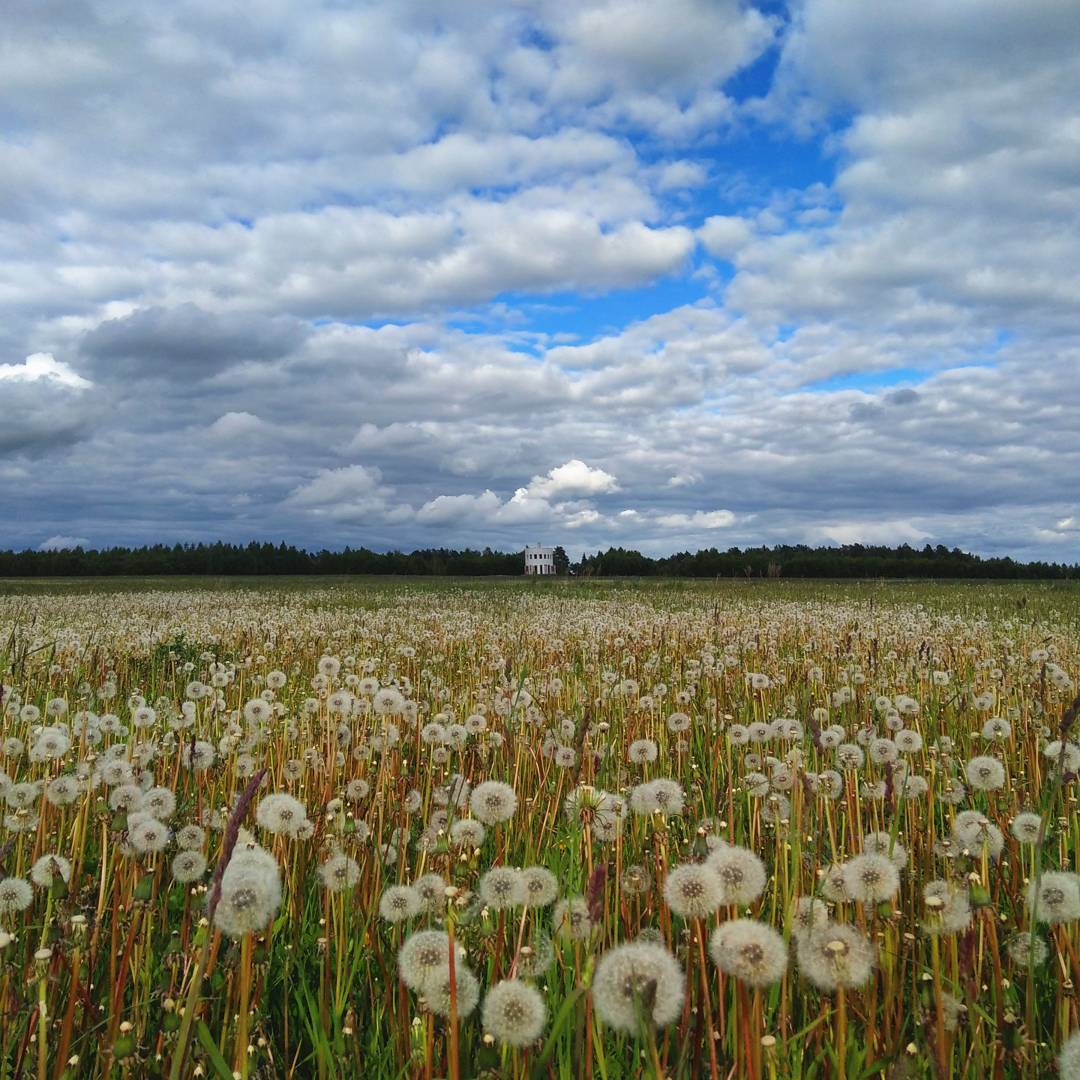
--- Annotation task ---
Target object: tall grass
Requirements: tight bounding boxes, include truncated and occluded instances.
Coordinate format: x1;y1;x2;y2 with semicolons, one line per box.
0;578;1076;1078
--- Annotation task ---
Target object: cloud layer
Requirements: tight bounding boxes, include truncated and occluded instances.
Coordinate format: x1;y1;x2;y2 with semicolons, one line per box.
2;1;1078;559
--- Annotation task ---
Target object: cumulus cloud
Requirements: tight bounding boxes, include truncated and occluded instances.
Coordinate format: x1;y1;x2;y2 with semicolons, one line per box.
416;490;502;525
81;305;308;380
526;460;619;498
698;216;753;260
0;1;1075;561
0;353;91;389
38;535;89;551
656;510;737;530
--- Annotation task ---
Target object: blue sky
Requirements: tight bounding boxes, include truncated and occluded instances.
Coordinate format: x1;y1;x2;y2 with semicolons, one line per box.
1;0;1078;561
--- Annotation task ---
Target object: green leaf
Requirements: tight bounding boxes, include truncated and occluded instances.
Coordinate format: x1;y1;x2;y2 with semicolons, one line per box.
196;1020;235;1080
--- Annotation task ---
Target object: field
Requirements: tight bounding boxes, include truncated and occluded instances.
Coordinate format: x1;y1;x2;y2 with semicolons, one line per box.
0;576;1078;1079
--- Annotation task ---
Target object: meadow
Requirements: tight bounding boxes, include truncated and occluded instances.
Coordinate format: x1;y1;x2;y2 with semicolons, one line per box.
0;575;1078;1079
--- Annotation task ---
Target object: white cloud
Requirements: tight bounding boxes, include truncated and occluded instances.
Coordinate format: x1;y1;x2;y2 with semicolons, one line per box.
208;412;266;438
698;216;752;260
416;490;501;525
526;459;619;499
655;510;736;530
816;520;931;547
38;535;89;551
0;353;91;389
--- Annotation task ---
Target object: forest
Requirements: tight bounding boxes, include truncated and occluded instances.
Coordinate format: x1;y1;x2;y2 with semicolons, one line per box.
0;541;1073;578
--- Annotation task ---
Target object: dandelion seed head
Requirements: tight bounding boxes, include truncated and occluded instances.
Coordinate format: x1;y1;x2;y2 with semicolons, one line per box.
470;781;518;825
709;918;787;987
591;942;685;1033
482;979;547;1047
706;845;766;906
797;924;875;991
842;853;900;904
663;863;722;919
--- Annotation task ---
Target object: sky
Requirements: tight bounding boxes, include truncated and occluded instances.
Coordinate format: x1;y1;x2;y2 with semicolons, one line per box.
2;0;1079;561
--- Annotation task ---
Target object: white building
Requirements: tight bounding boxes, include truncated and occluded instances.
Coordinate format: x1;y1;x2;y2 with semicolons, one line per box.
524;544;556;575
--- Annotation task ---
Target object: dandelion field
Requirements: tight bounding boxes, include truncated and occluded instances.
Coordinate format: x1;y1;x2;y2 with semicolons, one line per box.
1;576;1079;1079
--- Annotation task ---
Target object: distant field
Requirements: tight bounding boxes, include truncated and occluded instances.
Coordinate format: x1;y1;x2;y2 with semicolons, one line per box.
0;578;1077;1077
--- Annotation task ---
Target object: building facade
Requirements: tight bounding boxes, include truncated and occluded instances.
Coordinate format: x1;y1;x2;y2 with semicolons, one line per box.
524;545;556;575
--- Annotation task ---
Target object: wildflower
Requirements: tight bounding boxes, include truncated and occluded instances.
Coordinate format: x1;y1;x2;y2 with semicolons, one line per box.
181;741;215;770
256;793;309;837
317;656;341;679
706;845;766;906
380;885;421;923
922;880;971;934
663;863;722;919
591;942;685;1033
479;867;524;911
30;855;71;888
109;784;142;812
520;866;559;908
965;756;1006;791
405;874;443;917
449;818;486;848
516;933;555;977
836;743;865;769
791;896;830;942
44;776;80;807
1006;931;1048;969
939;990;967;1032
869;738;899;765
419;964;480;1018
894;729;923;754
953;814;1004;859
470;781;518;825
744;772;770;797
982;717;1011;741
398;930;460;988
212;844;282;938
821;865;851;902
842;854;900;904
345;779;370;801
176;824;206;850
1060;1031;1080;1080
667;711;691;733
1043;741;1080;772
553;896;592;940
1026;872;1080;924
709;919;788;987
628;739;658;764
29;726;70;762
796;924;875;991
128;814;171;854
482;979;547;1047
0;877;33;914
1011;812;1043;844
6;782;41;810
318;853;361;892
621;865;653;897
629;778;685;817
554;746;577;768
171;850;208;883
140;786;177;821
862;832;908;869
761;792;791;824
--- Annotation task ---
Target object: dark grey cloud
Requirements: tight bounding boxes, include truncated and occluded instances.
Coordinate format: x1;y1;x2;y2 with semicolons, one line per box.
79;305;308;381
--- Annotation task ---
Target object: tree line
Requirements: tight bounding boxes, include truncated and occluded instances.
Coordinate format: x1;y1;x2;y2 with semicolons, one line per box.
0;540;1073;578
